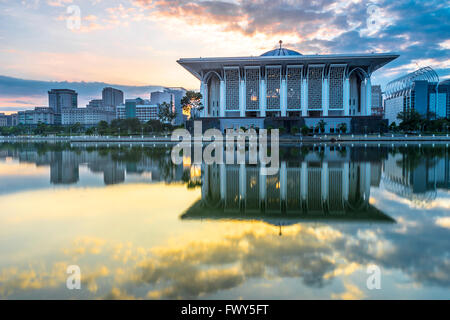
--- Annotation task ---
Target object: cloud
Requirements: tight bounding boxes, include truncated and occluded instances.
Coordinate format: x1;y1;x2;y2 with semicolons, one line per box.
0;75;165;110
46;0;73;7
131;0;450;84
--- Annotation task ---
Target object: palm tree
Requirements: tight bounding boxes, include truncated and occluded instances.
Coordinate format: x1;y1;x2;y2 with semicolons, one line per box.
317;120;327;133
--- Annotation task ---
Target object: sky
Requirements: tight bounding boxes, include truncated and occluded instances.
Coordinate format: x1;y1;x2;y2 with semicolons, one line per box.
0;0;449;113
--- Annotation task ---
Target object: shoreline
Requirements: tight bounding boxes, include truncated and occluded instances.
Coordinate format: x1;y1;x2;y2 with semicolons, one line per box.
1;134;450;144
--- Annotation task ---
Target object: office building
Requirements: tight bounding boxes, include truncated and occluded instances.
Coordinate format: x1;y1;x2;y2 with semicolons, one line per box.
102;87;124;112
17;107;55;125
61;107;115;126
116;98;159;123
385;67;450;124
371;85;383;116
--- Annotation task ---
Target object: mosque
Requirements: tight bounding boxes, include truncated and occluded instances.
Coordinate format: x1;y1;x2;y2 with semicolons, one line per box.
178;41;398;133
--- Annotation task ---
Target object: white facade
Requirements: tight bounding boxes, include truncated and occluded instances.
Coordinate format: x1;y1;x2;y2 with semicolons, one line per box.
116;104;159;123
0;113;7;127
18;107;55;125
62;107;115;125
384;95;404;125
178;48;398;120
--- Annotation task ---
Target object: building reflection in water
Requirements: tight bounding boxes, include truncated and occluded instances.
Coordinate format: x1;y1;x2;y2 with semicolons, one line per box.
183;160;395;226
0;143;448;211
382;151;450;205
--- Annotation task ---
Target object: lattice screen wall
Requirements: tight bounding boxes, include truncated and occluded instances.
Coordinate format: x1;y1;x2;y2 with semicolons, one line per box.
287;67;302;110
225;69;239;110
246;68;259;110
266;67;281;110
308;67;323;110
329;66;345;109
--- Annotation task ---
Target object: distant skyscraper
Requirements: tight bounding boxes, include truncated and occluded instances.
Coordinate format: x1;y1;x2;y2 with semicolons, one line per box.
371;85;383;116
385;67;450;124
87;99;104;109
48;89;78;124
164;87;187;125
0;113;7;127
102;87;124;111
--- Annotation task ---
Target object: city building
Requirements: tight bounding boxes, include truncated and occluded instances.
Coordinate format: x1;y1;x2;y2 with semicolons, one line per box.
48;89;78;124
371;85;383;116
177;43;398;133
116;98;159;123
17;107;55;125
102;87;124;112
61;107;115;126
87;99;104;109
9;113;18;126
0;113;7;127
150;90;174;106
382;151;449;204
164;87;187;125
384;67;450;124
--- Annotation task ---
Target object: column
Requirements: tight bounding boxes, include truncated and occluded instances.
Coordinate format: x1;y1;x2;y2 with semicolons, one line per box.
280;162;287;201
301;78;308;117
342;162;349;201
220;164;226;202
219;80;225;117
259;79;266;117
281;78;287;117
200;81;207;117
239;79;245;117
322;78;329;116
202;165;209;201
364;162;371;202
343;78;350;116
321;162;328;202
301;162;307;200
259;166;266;208
360;80;366;116
239;163;246;206
366;77;372;116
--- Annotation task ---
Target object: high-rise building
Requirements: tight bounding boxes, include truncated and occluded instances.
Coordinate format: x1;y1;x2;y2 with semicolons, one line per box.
87;99;104;109
17;107;55;125
102;87;124;111
164;87;187;125
48;89;78;124
385;67;450;124
116;98;159;123
371;85;383;116
61;107;115;126
0;113;7;127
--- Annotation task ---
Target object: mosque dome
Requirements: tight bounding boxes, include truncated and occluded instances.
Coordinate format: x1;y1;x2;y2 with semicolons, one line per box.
261;41;302;56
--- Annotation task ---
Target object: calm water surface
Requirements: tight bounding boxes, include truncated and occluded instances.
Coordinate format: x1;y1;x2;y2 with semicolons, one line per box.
0;142;449;299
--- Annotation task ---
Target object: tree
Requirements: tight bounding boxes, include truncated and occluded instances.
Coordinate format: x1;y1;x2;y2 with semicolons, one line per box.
181;91;203;119
97;121;109;135
337;122;347;134
317;120;327;133
146;119;163;133
389;121;398;132
158;102;177;124
397;110;423;132
301;125;310;136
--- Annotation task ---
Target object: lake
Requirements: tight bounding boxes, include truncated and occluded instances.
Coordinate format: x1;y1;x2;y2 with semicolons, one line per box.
0;142;449;299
